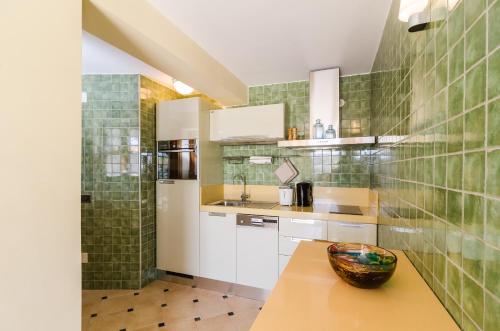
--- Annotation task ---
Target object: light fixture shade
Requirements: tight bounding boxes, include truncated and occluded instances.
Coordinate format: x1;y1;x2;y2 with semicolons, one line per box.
399;0;429;22
173;80;194;95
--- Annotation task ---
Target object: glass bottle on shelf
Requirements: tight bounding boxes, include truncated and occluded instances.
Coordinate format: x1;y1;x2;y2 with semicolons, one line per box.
325;125;336;139
313;119;324;139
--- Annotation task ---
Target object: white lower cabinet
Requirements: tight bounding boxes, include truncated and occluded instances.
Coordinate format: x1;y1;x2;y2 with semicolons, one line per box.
327;221;377;245
199;212;237;283
236;221;279;290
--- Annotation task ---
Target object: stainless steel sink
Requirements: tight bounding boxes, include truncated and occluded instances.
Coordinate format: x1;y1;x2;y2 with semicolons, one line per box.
211;200;249;207
210;200;278;209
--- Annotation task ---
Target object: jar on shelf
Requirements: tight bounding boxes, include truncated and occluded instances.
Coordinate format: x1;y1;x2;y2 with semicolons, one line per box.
313;119;324;139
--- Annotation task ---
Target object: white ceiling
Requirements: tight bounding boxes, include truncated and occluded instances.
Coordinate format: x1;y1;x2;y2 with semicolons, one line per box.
148;0;392;85
82;31;175;89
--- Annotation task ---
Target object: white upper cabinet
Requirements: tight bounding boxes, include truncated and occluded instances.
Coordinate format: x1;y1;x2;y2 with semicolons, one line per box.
157;98;201;140
210;103;285;143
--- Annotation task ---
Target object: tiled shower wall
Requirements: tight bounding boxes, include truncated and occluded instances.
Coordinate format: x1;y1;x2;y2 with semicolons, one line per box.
371;1;499;330
81;74;180;289
223;74;372;187
81;74;141;289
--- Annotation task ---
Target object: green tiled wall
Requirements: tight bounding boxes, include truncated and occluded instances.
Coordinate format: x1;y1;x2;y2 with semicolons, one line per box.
81;74;141;289
223;145;370;187
223;74;373;188
81;74;180;289
371;1;499;330
340;74;372;137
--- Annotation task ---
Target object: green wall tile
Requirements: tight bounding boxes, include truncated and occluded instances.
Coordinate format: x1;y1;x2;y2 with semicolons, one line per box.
485;198;500;247
447;154;463;189
447;260;463;302
484;292;500;331
448;116;464;152
465;60;486;110
449;1;465;46
435;156;447;187
470;0;486;22
465;15;486;69
462;234;484;282
464;106;485;149
447;190;463;226
463;193;484;237
484;244;500;297
463;273;484;328
486;150;500;196
488;48;500;100
463;151;485;192
448;77;465;117
488;99;500;146
489;0;500;51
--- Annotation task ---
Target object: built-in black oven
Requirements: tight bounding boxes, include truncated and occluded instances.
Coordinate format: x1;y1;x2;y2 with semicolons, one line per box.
157;139;197;180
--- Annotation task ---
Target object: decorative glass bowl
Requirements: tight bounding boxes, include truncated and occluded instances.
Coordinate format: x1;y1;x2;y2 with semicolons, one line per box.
327;242;397;289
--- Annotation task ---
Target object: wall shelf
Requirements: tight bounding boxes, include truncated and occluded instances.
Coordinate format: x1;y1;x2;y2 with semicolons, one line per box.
277;136;376;148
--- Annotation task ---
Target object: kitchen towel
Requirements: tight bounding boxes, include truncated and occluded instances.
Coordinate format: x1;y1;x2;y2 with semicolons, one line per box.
249;156;273;164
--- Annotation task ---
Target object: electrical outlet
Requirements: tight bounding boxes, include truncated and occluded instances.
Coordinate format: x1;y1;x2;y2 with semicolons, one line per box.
81;252;88;264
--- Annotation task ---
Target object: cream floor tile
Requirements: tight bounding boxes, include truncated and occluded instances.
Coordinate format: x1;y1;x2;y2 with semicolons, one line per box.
196;313;238;331
163;318;199;331
82;280;263;331
225;295;263;313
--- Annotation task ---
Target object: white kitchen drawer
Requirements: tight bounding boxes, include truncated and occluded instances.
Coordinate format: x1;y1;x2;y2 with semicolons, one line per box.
279;218;327;240
279;254;291;275
279;236;313;256
327;221;377;245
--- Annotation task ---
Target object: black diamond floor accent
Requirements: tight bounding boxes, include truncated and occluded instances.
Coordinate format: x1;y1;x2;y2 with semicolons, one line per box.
101;296;108;300
90;313;97;318
161;303;167;307
163;289;169;292
194;317;201;322
158;322;165;327
227;312;234;316
127;308;134;312
193;299;199;303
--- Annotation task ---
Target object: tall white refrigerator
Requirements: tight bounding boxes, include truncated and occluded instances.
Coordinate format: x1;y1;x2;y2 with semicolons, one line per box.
156;97;221;277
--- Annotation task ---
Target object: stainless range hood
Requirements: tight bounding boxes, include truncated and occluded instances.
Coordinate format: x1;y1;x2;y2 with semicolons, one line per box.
278;68;376;148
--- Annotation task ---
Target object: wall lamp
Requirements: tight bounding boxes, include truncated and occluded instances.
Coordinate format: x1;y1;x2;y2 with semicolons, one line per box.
399;0;447;32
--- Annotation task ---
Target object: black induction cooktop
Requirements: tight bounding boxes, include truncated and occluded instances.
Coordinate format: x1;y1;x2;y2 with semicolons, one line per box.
329;204;363;215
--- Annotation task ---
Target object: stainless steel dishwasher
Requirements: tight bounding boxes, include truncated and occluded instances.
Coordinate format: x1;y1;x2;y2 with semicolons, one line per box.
236;214;279;290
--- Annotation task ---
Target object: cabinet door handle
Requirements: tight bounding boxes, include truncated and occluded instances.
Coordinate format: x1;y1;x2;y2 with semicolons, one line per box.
337;222;365;228
291;237;312;243
291;219;315;224
208;212;226;217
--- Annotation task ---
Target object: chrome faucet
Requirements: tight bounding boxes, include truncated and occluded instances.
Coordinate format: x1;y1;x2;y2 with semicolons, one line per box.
233;174;249;202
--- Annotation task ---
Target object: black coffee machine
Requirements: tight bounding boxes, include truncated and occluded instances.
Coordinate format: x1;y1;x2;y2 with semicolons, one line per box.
296;182;313;207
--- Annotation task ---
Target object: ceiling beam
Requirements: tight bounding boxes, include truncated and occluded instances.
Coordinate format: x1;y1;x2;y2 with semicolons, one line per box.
83;0;247;106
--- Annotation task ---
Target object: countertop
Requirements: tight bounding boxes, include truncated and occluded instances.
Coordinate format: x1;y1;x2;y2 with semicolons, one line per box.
200;203;378;224
251;241;459;331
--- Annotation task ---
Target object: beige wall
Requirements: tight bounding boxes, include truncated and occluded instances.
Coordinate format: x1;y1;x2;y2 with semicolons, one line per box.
0;1;82;330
